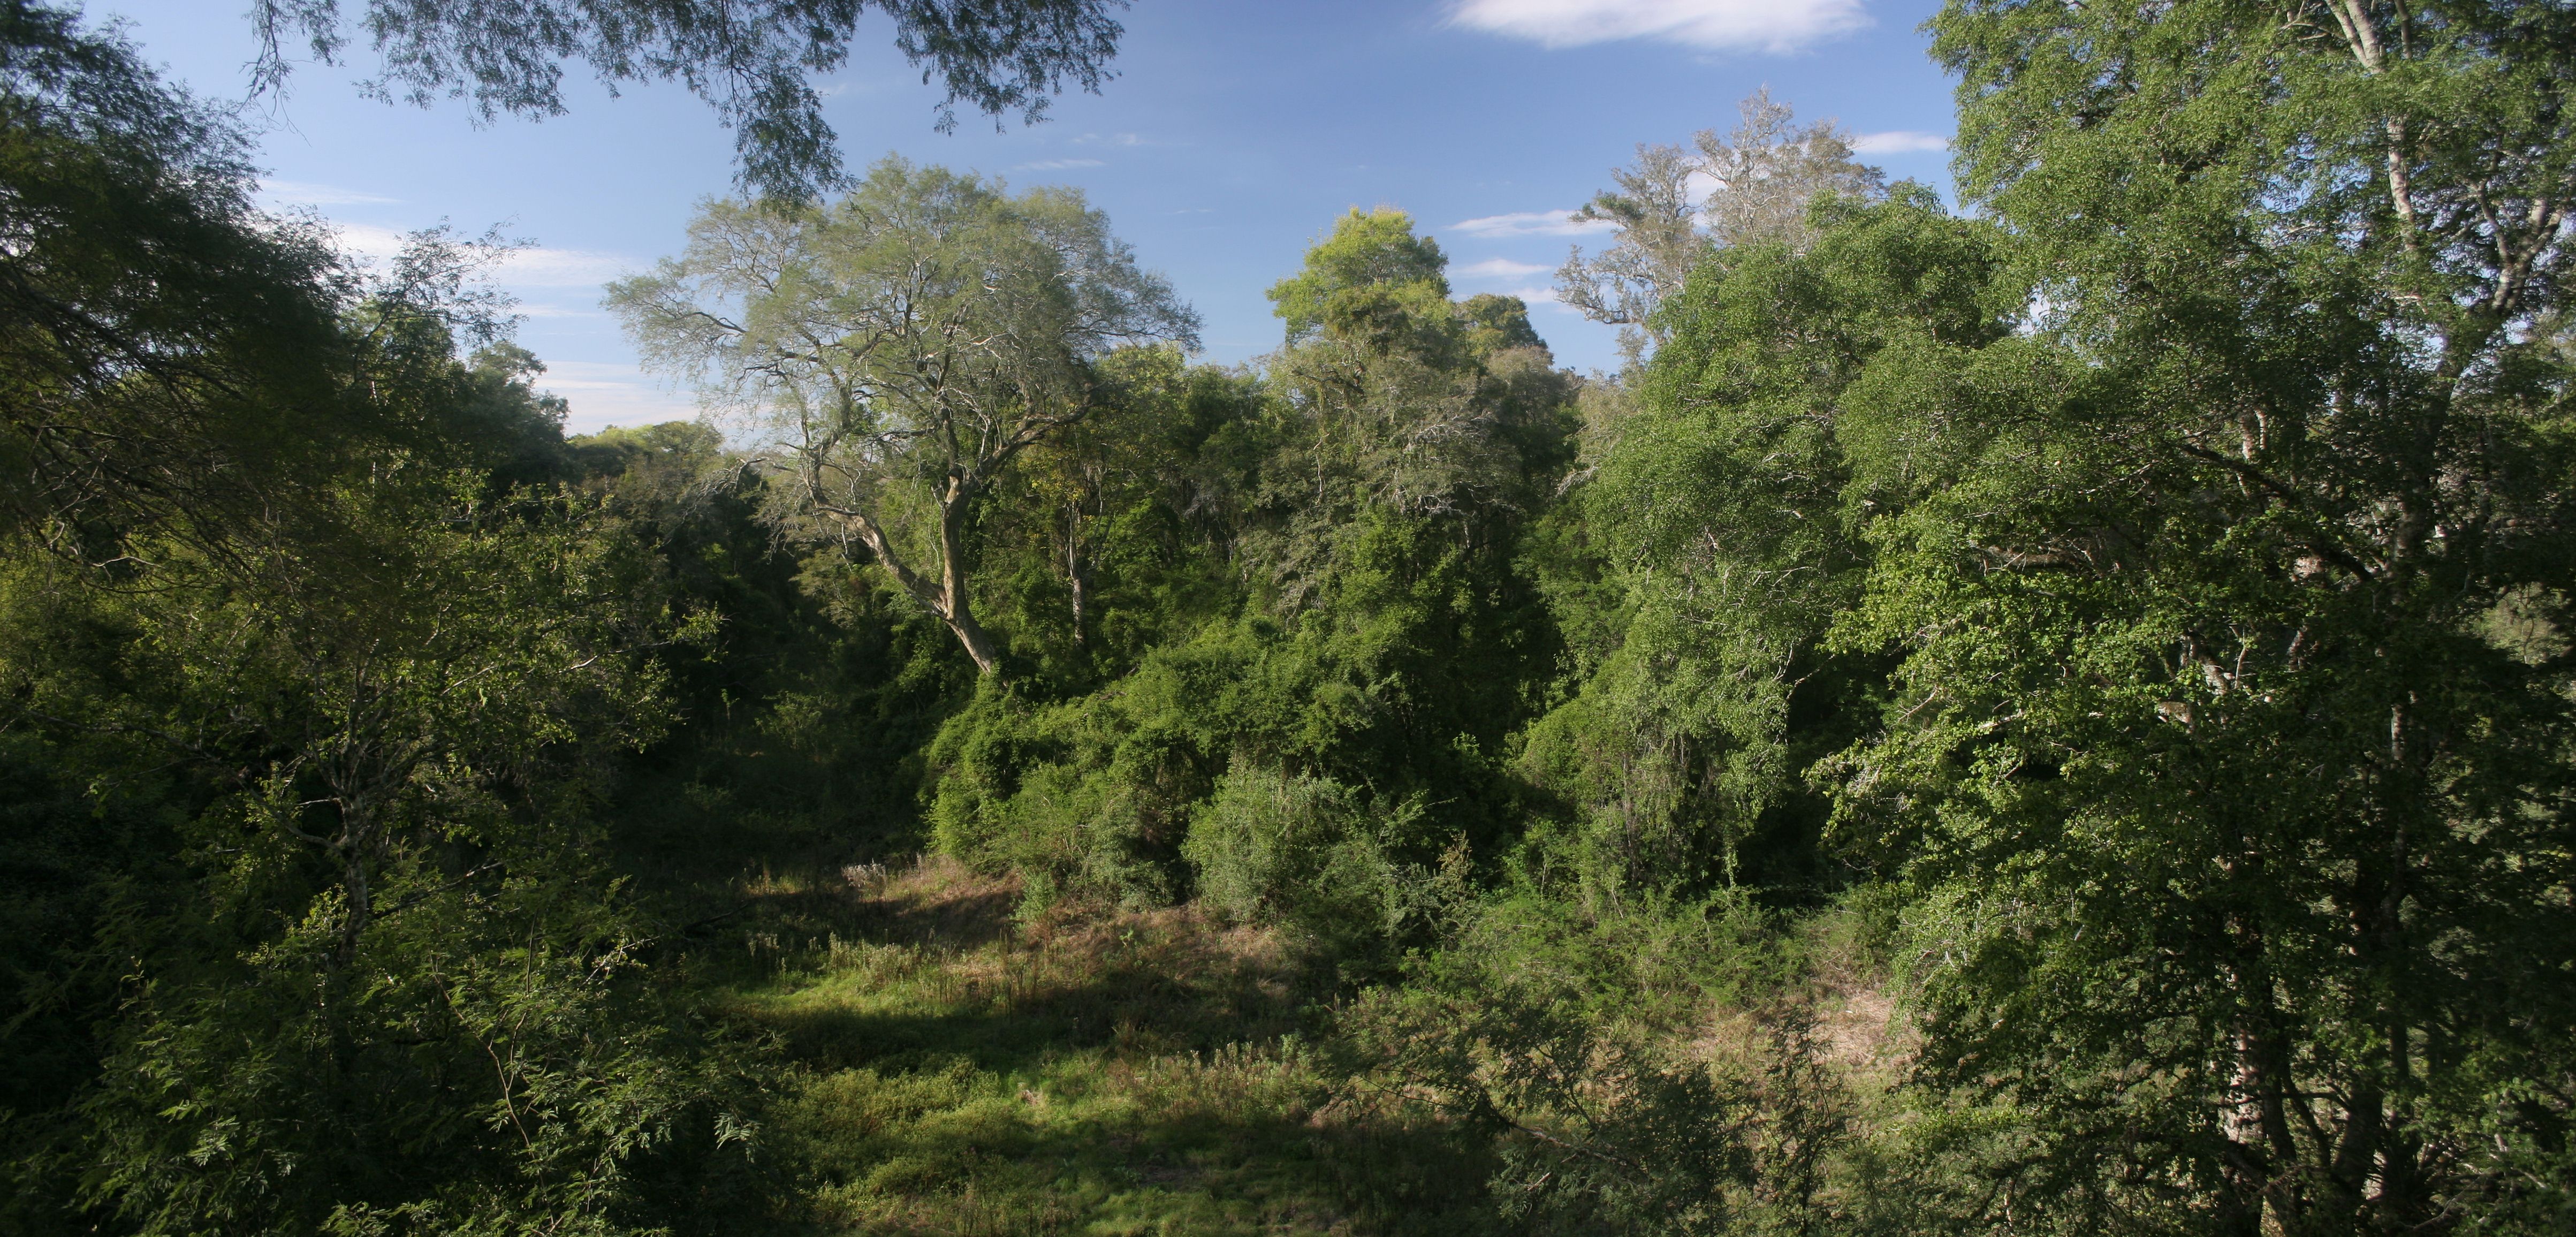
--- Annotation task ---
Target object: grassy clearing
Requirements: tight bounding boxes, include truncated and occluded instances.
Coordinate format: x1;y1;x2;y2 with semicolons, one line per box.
690;858;1496;1234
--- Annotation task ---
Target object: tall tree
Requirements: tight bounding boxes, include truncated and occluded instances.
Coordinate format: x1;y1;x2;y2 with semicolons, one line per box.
1556;90;1884;367
609;158;1197;676
1524;188;2005;906
1251;208;1572;606
0;11;756;1231
1582;1;2576;1228
1266;206;1452;344
247;0;1128;199
1880;2;2576;1229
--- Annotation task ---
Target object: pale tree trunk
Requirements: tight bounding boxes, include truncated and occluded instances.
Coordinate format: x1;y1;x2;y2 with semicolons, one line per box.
1064;494;1090;647
825;473;1003;676
1066;535;1086;645
934;478;1002;674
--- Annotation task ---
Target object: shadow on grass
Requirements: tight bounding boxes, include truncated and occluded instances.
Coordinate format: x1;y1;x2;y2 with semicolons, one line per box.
814;1105;1497;1236
757;922;1306;1073
685;858;1504;1234
779;1045;1499;1236
690;859;1306;1069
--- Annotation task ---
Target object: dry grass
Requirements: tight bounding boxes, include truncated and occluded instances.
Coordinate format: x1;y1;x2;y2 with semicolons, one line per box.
1814;983;1901;1074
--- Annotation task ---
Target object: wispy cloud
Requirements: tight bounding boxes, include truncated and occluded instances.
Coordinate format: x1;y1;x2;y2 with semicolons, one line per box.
513;301;602;319
1448;0;1868;54
1449;209;1616;239
1016;157;1106;171
1071;132;1153;147
534;361;703;434
261;179;398;206
502;246;630;286
1455;257;1553;278
330;223;630;287
1851;130;1949;155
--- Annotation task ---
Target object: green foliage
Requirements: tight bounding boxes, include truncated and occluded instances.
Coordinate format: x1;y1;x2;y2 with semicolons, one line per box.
561;416;974;871
1833;3;2576;1229
1518;190;1993;907
978;344;1257;685
1557;89;1889;367
1249;211;1576;611
0;727;177;1185
923;498;1562;927
911;206;1576;942
1512;2;2576;1226
20;0;2576;1229
0;11;766;1230
0;461;764;1234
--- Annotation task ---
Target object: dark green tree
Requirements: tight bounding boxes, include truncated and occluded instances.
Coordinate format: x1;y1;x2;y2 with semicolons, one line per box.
0;8;754;1231
1;0;356;552
1861;2;2576;1229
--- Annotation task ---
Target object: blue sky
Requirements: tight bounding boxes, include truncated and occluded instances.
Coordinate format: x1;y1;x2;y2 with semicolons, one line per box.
92;0;1959;431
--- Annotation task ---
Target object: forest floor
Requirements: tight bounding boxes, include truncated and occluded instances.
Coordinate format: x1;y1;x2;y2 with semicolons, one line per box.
690;857;1499;1235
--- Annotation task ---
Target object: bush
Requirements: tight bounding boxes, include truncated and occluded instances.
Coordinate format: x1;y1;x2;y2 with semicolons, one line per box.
1183;767;1408;945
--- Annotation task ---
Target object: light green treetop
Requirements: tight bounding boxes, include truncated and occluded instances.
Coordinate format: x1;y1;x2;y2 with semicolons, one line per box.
1266;207;1451;344
609;157;1196;676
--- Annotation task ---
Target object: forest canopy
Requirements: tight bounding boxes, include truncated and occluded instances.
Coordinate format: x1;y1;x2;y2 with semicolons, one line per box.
3;0;2573;1234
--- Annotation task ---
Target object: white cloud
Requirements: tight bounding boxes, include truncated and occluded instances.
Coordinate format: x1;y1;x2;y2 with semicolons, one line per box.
1449;209;1616;238
1447;0;1868;54
1455;257;1553;278
261;179;399;206
1016;157;1106;171
534;361;703;434
1851;130;1949;155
